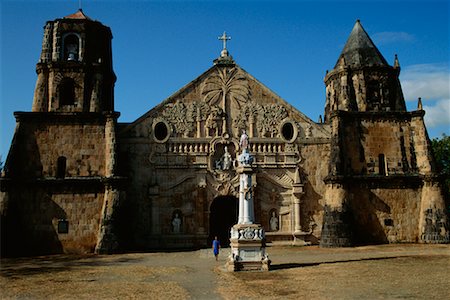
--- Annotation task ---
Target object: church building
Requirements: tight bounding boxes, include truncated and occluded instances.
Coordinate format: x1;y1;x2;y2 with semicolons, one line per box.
1;10;448;256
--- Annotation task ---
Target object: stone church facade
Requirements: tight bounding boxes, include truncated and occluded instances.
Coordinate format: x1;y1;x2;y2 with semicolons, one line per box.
1;11;448;256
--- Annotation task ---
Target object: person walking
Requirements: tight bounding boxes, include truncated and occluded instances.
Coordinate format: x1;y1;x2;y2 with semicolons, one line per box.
212;236;221;261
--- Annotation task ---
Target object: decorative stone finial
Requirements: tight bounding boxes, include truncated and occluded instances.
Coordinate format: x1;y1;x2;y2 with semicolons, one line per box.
417;97;423;110
394;54;400;69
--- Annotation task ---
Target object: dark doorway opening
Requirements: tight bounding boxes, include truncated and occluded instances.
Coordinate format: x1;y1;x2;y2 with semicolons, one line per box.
209;196;238;247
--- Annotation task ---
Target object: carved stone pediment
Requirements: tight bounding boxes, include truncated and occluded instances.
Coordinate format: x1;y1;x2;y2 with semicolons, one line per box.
118;63;330;142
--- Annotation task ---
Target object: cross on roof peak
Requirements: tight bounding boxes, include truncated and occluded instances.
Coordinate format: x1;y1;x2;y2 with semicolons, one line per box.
214;31;235;65
218;31;231;50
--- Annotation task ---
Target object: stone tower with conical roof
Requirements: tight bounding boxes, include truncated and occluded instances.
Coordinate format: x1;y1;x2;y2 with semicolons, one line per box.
0;10;125;256
320;21;448;247
324;20;405;122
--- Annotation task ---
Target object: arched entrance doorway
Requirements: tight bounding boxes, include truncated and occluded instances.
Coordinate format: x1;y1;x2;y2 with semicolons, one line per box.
209;196;238;247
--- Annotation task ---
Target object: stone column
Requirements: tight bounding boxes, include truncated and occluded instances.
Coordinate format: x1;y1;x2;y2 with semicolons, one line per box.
293;197;301;232
227;146;270;271
249;115;254;138
105;113;117;177
238;169;254;224
89;73;103;112
196;107;202;138
320;182;352;247
32;70;49;112
95;185;120;254
292;168;304;233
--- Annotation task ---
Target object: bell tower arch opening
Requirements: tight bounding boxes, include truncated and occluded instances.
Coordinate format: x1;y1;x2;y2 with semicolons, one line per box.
209;196;238;247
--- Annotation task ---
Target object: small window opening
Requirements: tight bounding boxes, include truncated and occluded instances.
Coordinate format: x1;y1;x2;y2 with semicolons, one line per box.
281;122;295;141
64;34;79;61
154;121;169;142
384;219;394;226
58;219;69;233
378;154;386;175
56;156;66;179
59;78;75;106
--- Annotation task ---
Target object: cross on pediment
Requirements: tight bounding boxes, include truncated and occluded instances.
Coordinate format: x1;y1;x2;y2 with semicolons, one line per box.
218;32;231;50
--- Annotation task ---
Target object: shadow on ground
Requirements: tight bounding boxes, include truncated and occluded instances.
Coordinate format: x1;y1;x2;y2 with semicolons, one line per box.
0;254;144;278
270;256;410;270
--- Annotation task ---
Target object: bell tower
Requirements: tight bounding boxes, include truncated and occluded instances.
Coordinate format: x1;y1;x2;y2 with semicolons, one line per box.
32;9;115;113
1;10;123;256
324;20;405;122
321;20;448;247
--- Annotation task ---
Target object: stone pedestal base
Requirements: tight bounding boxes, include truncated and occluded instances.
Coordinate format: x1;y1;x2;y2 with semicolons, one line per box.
225;224;271;271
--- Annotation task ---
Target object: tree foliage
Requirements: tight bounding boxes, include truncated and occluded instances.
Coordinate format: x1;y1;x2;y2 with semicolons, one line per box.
431;134;450;194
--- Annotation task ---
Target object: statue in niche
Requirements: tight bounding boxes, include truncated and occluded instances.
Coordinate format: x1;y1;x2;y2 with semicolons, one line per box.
239;129;249;151
222;146;232;170
205;114;217;137
270;211;279;231
172;213;181;233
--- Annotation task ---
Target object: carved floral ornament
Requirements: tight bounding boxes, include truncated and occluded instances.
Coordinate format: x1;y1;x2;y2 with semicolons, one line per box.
151;99;303;140
157;101;224;137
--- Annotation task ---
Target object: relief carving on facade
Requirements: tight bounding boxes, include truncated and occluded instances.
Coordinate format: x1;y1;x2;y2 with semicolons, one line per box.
162;102;194;137
201;67;250;111
256;104;288;138
159;101;224;138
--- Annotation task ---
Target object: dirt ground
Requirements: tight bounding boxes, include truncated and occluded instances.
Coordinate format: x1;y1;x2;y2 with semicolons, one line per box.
1;244;449;299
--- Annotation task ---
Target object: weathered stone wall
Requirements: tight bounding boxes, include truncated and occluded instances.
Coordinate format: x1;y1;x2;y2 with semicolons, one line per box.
348;186;421;244
339;115;420;176
2;187;104;255
299;143;330;234
8;117;106;178
50;192;104;253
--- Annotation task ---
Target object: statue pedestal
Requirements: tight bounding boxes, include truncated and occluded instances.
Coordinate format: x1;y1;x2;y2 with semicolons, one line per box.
226;224;271;271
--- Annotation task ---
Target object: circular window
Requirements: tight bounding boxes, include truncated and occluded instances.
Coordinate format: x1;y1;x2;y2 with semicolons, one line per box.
154;121;170;142
281;122;295;141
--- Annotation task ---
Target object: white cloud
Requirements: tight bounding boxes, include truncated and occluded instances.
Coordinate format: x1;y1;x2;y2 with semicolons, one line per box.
372;31;415;45
401;63;450;101
401;63;450;129
423;99;450;128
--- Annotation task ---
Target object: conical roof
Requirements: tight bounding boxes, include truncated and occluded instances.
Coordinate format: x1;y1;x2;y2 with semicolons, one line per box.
64;9;92;20
335;20;388;68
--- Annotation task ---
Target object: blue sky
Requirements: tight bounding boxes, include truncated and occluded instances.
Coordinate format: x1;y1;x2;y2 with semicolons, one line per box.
1;0;449;159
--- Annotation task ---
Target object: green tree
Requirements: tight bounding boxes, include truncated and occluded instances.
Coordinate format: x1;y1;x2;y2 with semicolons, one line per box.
431;134;450;198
